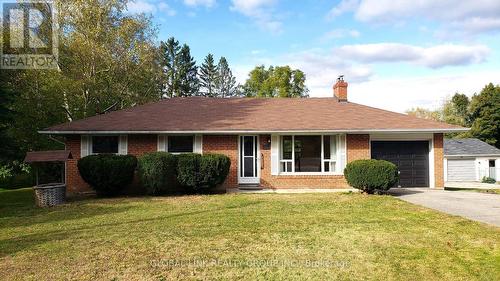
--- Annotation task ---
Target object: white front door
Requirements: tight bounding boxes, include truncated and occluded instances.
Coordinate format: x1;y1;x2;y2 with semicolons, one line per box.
239;135;260;184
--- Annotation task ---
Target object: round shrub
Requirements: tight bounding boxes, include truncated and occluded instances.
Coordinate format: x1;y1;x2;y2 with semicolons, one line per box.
177;153;231;192
77;154;137;197
138;152;178;195
344;159;399;194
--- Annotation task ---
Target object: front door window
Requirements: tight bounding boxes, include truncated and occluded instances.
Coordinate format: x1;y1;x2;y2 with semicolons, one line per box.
239;136;259;184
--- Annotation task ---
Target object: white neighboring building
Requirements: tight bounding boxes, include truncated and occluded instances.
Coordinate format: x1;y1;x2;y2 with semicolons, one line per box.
444;138;500;182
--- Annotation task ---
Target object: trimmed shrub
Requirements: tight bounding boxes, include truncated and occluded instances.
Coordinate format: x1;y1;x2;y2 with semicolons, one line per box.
77;154;137;197
481;177;496;184
176;153;201;190
344;159;399;194
177;153;231;192
199;154;231;188
138;152;178;195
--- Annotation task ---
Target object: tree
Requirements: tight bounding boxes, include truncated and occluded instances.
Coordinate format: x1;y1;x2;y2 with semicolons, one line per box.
0;75;17;163
199;54;218;97
215;57;239;97
177;44;199;96
406;107;442;121
160;38;199;97
242;65;308;97
405;84;500;147
160;37;181;98
452;93;470;125
468;83;500;147
1;0;161;164
56;0;162;119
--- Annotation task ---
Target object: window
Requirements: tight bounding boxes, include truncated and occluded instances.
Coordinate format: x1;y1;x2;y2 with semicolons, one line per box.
281;136;293;172
280;135;338;173
92;136;119;154
168;136;194;153
294;136;321;172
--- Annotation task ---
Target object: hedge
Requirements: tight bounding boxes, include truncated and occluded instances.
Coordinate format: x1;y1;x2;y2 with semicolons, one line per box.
177;153;231;192
138;152;178;195
344;159;399;194
77;154;137;197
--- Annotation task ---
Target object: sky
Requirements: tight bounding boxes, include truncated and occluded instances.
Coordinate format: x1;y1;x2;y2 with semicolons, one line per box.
75;1;500;112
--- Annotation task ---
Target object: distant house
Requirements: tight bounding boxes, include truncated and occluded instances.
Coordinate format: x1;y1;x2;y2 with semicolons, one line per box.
40;78;467;193
444;138;500;182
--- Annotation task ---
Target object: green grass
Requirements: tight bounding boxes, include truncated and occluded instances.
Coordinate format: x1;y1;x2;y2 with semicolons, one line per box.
1;188;499;280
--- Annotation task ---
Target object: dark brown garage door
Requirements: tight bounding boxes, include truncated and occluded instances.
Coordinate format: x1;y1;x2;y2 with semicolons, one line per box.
371;141;429;187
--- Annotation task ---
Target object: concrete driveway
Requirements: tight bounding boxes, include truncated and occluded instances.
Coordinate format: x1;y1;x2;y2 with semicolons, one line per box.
389;188;500;227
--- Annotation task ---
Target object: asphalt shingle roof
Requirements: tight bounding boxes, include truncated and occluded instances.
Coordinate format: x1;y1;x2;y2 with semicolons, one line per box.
444;138;500;156
42;97;466;133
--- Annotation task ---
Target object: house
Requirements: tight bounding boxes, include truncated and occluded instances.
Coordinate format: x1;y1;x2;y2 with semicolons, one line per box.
40;78;467;193
444;138;500;182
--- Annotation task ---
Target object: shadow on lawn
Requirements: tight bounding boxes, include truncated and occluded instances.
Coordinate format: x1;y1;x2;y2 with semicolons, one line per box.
0;198;263;257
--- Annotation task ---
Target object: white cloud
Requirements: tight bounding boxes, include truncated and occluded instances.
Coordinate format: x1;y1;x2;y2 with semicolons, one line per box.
328;0;500;35
327;0;359;19
284;49;372;88
127;0;156;14
183;0;216;8
158;2;177;16
322;28;360;41
450;17;500;34
127;1;176;16
230;0;282;33
345;72;500;113
336;43;491;68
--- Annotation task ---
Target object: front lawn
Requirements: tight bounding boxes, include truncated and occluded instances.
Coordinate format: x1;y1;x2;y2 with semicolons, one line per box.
0;188;499;280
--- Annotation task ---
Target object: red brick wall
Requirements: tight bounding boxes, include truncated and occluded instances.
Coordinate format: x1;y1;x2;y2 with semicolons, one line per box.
65;134;158;194
65;135;91;193
66;133;373;192
128;135;157;157
347;134;370;162
202;135;238;188
434;133;444;188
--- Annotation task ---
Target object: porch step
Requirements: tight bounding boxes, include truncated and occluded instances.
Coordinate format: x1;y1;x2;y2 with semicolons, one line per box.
238;184;262;190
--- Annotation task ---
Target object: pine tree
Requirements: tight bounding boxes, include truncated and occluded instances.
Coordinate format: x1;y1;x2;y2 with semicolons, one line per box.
159;38;199;97
199;54;218;97
215;57;239;97
160;37;181;98
177;44;199;96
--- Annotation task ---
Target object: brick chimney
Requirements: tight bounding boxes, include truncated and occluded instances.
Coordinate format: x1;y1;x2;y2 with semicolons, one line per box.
333;75;348;102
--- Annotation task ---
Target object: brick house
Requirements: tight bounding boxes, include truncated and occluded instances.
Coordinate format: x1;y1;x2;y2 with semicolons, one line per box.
41;79;467;193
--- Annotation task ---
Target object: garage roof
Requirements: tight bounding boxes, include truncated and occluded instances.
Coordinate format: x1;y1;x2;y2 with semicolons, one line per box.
444;138;500;156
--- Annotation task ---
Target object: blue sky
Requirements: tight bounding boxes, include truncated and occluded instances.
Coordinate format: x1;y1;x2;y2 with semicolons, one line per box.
125;1;499;111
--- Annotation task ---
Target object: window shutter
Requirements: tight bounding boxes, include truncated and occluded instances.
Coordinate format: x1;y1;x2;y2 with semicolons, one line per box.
337;134;346;173
80;135;89;157
194;135;203;154
119;135;128;155
271;135;279;175
157;135;166;151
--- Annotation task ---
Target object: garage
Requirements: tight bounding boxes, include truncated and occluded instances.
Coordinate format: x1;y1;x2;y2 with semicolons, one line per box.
371;141;429;187
446;159;475;181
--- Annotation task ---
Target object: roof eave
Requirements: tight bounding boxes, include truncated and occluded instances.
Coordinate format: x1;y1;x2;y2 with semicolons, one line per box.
39;128;470;135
